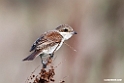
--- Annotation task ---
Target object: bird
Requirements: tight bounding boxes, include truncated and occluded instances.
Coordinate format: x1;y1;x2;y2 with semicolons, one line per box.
23;24;77;68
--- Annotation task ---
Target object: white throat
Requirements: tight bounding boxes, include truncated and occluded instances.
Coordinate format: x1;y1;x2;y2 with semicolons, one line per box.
59;32;73;40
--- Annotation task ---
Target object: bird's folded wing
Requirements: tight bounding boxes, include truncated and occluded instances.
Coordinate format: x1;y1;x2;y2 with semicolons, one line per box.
30;31;63;52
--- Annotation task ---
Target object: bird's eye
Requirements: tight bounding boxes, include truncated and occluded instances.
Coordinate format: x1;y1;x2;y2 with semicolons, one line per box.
63;28;68;32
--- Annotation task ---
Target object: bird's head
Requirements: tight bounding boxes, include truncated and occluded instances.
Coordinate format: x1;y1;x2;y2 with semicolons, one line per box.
56;24;77;40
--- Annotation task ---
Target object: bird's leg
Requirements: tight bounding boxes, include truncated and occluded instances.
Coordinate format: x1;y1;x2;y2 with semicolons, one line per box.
40;54;47;68
42;61;47;68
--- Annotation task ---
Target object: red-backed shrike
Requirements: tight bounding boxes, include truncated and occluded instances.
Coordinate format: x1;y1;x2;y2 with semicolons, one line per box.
23;24;77;67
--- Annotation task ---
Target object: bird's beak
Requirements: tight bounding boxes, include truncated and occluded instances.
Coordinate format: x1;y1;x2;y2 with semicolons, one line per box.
74;31;77;34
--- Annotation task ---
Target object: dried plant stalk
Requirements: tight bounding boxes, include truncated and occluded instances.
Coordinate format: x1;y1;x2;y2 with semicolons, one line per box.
26;57;65;83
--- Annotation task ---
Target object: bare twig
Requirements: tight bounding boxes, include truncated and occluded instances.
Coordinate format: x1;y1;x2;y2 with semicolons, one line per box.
64;42;77;52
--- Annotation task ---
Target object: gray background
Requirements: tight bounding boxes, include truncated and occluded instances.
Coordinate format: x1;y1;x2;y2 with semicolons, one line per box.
0;0;124;83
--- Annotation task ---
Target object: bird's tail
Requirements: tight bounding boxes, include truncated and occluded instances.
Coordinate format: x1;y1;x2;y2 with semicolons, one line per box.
23;51;41;61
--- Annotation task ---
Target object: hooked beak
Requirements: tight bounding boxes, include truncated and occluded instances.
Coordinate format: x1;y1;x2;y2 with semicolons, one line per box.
74;31;77;34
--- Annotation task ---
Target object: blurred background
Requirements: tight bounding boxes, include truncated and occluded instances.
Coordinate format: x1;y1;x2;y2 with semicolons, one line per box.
0;0;124;83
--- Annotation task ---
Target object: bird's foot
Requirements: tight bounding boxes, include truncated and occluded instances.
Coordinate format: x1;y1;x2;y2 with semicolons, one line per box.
49;53;54;58
43;63;47;68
